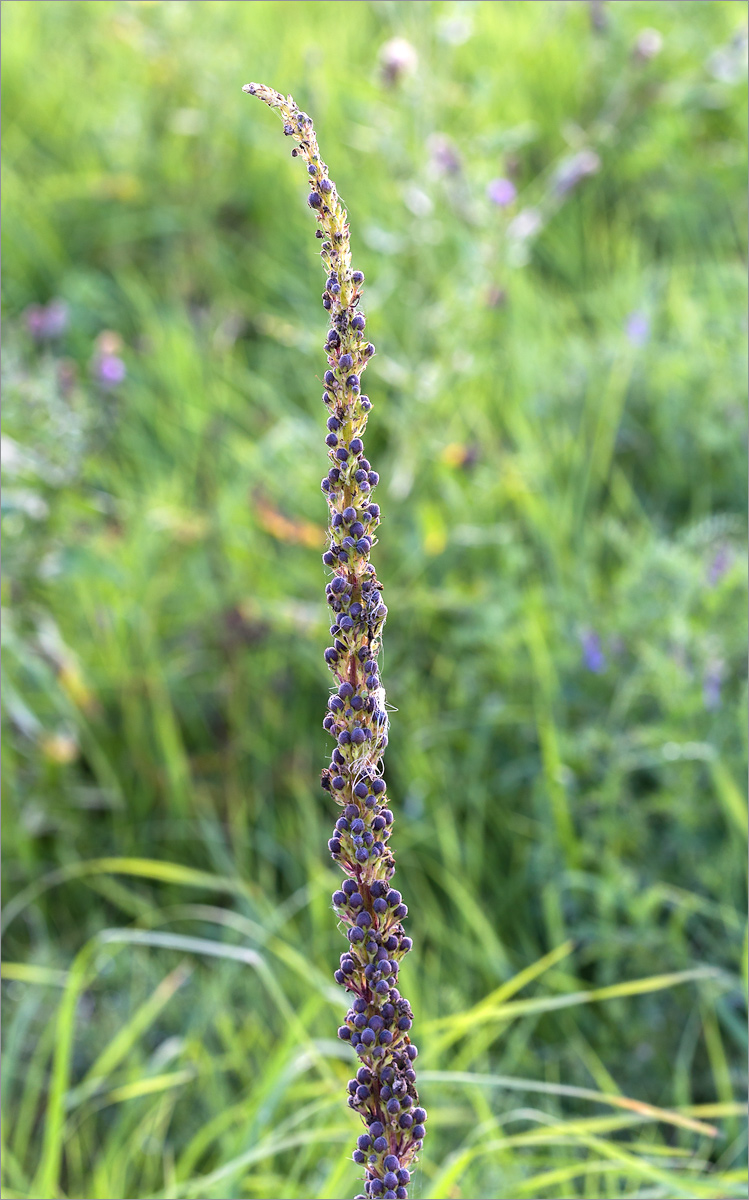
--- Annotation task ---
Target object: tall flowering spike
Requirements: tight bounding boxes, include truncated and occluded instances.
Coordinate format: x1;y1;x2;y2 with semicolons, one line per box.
244;83;426;1199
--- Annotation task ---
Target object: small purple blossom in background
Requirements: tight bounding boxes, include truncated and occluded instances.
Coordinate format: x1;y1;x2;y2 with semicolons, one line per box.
707;544;732;587
703;659;725;711
553;149;601;196
626;311;650;347
379;37;418;86
581;629;606;674
92;331;127;388
25;298;69;341
487;177;517;207
96;355;127;387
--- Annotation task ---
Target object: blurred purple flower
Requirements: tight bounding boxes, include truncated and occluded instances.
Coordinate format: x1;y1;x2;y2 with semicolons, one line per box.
428;133;461;176
626;311;650;346
96;354;126;387
581;629;606;673
707;544;732;587
703;659;725;711
487;177;517;207
553;149;601;196
25;299;69;340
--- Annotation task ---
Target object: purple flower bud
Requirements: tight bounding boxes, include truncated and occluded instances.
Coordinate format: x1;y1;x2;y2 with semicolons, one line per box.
320;178;333;193
368;471;379;486
339;353;353;370
356;538;371;554
349;437;363;454
338;1025;351;1040
412;1124;425;1139
336;447;349;461
324;370;336;385
372;778;386;794
325;433;338;447
352;270;364;284
351;314;366;331
338;731;351;746
308;192;323;208
347;375;360;392
343;506;357;522
384;1174;398;1190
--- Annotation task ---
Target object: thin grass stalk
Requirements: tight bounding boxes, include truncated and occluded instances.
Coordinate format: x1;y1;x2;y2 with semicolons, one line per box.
243;83;426;1200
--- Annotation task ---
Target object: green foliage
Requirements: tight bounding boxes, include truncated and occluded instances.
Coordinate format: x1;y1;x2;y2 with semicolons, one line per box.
1;2;747;1198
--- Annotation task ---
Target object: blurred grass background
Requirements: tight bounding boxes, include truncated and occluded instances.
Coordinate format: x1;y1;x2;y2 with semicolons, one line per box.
1;2;747;1198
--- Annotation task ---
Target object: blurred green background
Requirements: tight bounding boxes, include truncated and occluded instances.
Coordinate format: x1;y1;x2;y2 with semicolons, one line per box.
2;2;747;1198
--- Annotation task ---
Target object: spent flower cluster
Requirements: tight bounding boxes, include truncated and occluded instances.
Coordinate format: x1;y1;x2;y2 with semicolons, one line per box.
243;83;426;1199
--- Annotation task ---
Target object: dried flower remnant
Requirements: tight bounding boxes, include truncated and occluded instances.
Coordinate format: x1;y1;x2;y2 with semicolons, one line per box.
243;82;426;1200
633;28;663;64
378;37;418;86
